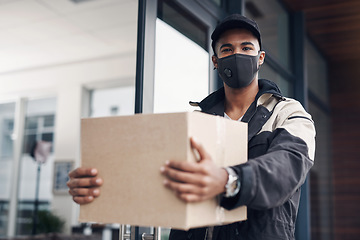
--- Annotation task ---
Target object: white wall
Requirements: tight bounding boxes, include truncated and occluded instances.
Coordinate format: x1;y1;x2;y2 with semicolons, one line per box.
0;53;136;234
0;0;138;235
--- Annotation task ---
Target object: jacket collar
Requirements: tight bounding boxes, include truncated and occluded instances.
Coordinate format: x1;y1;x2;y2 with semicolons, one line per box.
191;79;284;117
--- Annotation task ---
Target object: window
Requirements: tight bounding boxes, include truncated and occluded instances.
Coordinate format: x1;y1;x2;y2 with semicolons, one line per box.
153;19;209;113
53;161;73;194
157;0;208;50
245;0;291;71
23;115;55;154
89;86;135;118
1;118;14;158
259;63;294;97
306;39;332;240
16;98;56;235
0;102;16;237
308;101;332;240
307;39;329;104
245;0;293;97
209;0;222;7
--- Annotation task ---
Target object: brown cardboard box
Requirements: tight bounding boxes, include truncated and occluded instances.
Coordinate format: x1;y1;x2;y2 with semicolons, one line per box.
79;111;247;230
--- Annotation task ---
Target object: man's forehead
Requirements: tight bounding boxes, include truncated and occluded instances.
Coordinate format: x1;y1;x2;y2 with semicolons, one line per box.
218;28;257;41
216;28;260;47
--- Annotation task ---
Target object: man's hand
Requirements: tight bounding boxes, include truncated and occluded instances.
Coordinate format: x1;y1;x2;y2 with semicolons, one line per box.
67;167;103;204
160;137;228;202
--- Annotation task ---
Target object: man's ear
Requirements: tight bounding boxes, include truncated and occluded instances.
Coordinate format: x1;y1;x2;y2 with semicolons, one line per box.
259;51;266;66
212;55;218;69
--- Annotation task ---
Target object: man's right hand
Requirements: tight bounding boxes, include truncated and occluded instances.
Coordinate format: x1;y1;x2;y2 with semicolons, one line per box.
67;167;103;204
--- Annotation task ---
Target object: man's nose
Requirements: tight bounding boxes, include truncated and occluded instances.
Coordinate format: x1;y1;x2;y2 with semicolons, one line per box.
233;47;242;54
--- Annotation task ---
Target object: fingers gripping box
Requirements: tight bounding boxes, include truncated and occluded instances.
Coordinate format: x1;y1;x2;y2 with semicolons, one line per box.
79;111;247;230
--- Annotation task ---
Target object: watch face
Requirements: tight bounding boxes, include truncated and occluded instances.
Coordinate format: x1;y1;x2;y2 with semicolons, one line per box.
229;176;238;192
225;168;239;197
231;180;238;191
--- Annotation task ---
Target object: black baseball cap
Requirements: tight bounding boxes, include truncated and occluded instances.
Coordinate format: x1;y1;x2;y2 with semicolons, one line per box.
211;14;262;55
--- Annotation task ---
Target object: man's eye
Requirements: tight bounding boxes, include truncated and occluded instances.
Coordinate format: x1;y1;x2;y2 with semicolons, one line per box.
222;48;232;53
243;47;252;51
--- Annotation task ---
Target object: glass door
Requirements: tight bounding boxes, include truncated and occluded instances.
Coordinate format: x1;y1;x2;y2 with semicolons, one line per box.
16;98;57;235
134;0;222;239
153;18;209;113
152;0;219;113
0;102;16;237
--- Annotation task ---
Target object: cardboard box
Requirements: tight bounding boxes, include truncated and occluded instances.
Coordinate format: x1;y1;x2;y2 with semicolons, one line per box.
79;112;247;230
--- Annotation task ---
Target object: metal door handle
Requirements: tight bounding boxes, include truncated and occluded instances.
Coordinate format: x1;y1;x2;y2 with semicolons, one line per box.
141;233;154;240
119;225;161;240
141;227;161;240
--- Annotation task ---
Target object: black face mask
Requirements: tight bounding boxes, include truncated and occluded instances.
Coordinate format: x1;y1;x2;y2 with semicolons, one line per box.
217;53;260;89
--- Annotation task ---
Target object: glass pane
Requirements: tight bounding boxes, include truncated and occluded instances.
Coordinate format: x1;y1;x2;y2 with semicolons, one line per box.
25;117;38;130
23;134;36;155
1;131;13;158
306;39;329;104
158;0;208;50
90;86;135;118
308;101;333;240
43;115;55;128
23;115;55;154
17;98;56;235
154;19;209;113
41;133;53;143
209;0;222;7
0;102;16;236
259;63;294;97
54;162;73;193
245;0;291;71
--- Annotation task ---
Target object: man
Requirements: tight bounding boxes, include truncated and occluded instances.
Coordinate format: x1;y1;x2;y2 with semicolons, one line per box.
68;14;315;240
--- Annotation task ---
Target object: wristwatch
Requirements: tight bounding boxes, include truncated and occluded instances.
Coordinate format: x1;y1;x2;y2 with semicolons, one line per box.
224;167;241;198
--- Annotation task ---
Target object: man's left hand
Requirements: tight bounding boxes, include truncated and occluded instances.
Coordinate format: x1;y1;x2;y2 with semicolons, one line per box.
160;137;228;202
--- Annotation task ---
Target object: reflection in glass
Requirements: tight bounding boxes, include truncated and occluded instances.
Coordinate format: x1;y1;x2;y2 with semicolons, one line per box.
25;118;38;130
17;98;56;235
306;39;329;104
43;115;55;128
154;19;209;113
245;0;291;71
158;0;208;50
209;0;222;6
308;101;332;240
259;63;293;97
23;134;36;155
89;86;135;118
53;162;73;193
23;115;55;154
0;102;16;236
307;35;330;240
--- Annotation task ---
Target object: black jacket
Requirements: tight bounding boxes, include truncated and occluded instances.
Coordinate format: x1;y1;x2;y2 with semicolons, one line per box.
170;79;315;240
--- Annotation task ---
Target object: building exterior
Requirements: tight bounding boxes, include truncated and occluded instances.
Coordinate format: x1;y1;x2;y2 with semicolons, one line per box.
0;0;358;240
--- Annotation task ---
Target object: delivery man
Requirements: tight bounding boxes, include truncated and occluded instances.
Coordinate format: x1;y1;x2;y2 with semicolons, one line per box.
68;14;315;240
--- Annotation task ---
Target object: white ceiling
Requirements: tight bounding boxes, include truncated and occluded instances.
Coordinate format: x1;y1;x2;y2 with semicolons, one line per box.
0;0;138;74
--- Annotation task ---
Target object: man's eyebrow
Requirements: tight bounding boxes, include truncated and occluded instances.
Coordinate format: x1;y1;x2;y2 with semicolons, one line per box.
241;41;254;46
219;42;255;49
219;43;233;49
